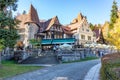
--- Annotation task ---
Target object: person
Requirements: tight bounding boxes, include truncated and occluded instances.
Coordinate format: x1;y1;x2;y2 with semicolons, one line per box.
98;50;100;57
53;46;56;53
101;51;104;56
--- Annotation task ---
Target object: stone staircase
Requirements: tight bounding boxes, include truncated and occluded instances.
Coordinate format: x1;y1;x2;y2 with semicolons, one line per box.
21;51;59;64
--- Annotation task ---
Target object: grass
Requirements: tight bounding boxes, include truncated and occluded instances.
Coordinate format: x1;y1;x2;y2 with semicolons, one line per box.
0;60;43;79
63;56;99;63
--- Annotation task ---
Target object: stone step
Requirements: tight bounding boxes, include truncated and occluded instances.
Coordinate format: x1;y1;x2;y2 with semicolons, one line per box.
20;55;59;64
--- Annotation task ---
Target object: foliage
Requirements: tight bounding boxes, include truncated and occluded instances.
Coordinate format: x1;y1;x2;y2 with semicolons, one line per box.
15;41;24;50
101;53;120;80
89;23;95;31
0;29;19;48
0;39;5;51
22;10;26;14
0;0;18;11
29;39;41;48
0;0;19;29
0;0;19;48
109;0;118;29
0;11;20;29
102;22;110;39
107;17;120;49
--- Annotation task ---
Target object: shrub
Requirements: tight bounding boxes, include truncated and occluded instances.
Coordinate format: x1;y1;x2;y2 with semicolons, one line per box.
101;53;120;80
14;50;24;62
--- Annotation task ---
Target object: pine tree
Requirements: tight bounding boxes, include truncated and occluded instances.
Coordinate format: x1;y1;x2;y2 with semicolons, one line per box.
22;10;26;14
110;0;118;29
0;0;18;29
0;0;19;66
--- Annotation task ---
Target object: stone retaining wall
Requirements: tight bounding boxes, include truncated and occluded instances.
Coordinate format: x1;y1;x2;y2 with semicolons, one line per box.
56;48;96;62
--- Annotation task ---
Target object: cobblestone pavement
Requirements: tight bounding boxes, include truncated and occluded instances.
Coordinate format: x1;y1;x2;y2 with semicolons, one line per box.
5;59;100;80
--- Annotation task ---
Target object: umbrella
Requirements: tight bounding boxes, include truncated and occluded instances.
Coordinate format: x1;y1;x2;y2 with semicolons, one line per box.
59;43;72;50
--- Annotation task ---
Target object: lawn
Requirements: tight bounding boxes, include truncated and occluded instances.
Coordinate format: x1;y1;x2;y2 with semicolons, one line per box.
0;60;43;79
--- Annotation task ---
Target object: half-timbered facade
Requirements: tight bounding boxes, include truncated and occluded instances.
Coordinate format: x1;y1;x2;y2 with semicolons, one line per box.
39;16;64;39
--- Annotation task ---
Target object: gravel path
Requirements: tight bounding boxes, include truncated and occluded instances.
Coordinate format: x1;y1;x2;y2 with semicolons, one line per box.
5;59;100;80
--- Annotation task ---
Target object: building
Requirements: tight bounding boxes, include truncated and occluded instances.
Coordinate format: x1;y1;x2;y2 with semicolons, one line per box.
62;13;95;46
39;16;63;39
16;4;95;48
93;25;105;44
16;4;40;47
16;4;73;48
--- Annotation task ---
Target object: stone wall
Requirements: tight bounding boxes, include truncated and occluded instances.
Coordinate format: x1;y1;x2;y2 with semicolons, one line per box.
56;48;96;62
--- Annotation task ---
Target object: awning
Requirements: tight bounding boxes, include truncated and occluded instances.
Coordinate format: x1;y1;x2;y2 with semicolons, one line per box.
41;38;76;45
41;39;52;45
52;38;75;44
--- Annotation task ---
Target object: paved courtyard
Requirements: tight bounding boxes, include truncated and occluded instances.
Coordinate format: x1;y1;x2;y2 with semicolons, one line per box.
5;59;100;80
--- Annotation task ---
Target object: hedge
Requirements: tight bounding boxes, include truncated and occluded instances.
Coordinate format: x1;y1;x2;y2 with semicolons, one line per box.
101;53;120;80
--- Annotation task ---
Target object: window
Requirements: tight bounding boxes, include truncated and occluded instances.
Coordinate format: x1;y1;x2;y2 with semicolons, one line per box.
81;35;85;40
19;29;25;33
82;28;84;31
88;36;91;40
86;29;89;32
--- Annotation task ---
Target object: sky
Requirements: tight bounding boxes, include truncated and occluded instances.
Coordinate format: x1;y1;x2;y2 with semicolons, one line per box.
14;0;120;25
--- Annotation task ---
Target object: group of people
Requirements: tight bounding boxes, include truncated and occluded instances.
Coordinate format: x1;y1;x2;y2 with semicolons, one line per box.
95;50;104;57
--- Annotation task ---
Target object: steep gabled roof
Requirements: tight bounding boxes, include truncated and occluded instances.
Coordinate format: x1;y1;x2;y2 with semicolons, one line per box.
71;13;84;24
46;16;60;30
62;17;86;34
40;16;61;32
77;13;83;22
40;19;52;32
25;4;40;26
16;4;41;28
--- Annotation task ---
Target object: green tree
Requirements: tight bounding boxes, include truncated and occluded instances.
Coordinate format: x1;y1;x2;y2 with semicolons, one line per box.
110;0;118;29
0;0;19;66
0;0;19;47
0;39;5;66
0;29;19;48
89;23;94;31
107;17;120;50
0;0;18;11
22;10;26;14
29;39;41;48
0;0;19;29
